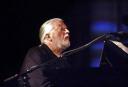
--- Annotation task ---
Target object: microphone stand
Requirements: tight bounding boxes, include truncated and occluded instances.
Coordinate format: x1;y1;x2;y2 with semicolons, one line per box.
3;58;57;87
62;34;108;57
3;65;41;87
4;65;40;83
99;40;113;68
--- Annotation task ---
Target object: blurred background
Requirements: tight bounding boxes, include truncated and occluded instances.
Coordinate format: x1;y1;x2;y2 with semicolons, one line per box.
1;0;128;87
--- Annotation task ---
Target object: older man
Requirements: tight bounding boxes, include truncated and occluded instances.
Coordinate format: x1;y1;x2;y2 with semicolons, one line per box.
19;18;72;87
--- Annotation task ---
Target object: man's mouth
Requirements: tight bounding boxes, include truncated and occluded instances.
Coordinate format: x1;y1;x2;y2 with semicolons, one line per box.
64;35;69;39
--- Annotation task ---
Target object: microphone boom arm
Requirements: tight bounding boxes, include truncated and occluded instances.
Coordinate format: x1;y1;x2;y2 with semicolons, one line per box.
62;34;107;57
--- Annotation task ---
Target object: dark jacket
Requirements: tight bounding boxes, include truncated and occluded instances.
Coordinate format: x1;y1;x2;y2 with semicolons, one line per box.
19;44;73;87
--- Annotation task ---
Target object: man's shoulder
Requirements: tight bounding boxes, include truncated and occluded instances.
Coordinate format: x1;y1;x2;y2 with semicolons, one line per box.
23;45;46;64
28;44;46;51
26;44;48;57
26;45;40;54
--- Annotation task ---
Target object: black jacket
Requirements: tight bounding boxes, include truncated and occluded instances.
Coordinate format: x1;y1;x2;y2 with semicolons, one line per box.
19;44;74;87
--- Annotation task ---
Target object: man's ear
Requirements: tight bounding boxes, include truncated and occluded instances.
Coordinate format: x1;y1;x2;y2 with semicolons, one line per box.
45;34;52;42
45;34;50;38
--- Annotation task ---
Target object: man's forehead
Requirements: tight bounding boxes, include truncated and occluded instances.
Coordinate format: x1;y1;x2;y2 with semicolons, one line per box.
52;20;64;25
52;21;66;28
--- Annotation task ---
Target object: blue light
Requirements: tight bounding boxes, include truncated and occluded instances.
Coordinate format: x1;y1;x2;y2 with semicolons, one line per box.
90;42;104;50
90;57;101;68
91;21;117;34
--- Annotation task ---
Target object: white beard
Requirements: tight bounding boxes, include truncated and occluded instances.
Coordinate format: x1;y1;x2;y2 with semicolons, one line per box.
57;40;70;51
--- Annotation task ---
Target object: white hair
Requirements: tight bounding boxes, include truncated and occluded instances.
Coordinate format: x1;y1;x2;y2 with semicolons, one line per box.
39;18;63;43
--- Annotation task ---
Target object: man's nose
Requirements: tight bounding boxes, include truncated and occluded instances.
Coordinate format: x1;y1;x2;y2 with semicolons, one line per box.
65;29;70;34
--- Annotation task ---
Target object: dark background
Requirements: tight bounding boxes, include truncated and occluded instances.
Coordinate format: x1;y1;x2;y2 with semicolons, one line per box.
1;0;128;87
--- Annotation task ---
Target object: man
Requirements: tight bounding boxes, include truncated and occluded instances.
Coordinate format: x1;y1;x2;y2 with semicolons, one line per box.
19;18;72;87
